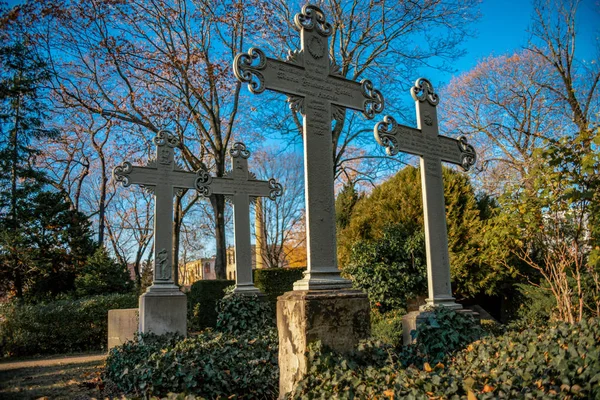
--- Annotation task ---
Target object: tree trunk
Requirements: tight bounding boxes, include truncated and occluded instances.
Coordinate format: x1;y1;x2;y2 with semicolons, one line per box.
98;153;107;246
173;193;184;285
11;90;22;299
212;193;227;279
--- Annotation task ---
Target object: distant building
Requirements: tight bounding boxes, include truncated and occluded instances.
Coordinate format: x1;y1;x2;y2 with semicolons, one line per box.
180;258;216;286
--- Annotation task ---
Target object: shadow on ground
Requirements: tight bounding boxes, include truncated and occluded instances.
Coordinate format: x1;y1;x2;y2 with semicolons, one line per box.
0;360;106;399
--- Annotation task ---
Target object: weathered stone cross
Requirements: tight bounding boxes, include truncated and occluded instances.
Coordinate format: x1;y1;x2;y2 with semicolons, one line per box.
374;78;477;310
114;130;193;335
114;131;196;289
234;4;384;290
195;142;283;294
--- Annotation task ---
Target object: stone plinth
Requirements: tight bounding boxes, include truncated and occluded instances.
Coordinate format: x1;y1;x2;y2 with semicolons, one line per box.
139;287;187;336
108;308;139;350
277;289;370;397
402;308;480;345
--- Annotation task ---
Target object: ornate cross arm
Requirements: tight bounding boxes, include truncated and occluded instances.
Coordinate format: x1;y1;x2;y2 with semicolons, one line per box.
374;115;477;171
194;142;284;200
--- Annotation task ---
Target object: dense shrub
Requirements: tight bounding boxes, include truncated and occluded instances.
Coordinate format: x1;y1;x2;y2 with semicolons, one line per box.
75;247;134;297
253;267;306;302
0;293;137;357
370;308;404;347
106;291;278;398
187;280;234;331
216;292;275;335
106;330;278;399
291;315;600;399
344;224;426;312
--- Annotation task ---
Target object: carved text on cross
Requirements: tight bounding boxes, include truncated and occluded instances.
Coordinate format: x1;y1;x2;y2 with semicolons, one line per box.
114;131;197;285
195;143;282;294
374;78;476;309
234;4;384;290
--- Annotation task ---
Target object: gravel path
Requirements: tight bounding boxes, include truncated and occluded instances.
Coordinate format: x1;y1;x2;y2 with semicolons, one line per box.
0;352;107;371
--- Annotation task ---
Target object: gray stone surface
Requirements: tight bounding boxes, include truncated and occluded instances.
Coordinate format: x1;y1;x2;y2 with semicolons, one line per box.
402;308;480;346
139;290;187;336
234;4;384;290
114;130;193;334
374;78;477;310
277;289;370;397
195;142;282;295
108;308;139;350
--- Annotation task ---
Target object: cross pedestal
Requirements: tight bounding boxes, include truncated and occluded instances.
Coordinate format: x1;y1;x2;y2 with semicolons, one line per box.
235;5;382;396
114;131;196;335
196;142;282;295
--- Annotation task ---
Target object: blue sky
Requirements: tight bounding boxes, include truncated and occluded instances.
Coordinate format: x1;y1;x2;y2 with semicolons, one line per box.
425;0;599;88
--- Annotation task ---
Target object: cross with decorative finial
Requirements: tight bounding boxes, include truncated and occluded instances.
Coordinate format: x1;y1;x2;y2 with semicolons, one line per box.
234;4;384;290
374;78;476;310
196;142;283;295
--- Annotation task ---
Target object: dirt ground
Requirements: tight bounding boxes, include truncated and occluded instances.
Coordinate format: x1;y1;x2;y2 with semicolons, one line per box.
0;353;109;399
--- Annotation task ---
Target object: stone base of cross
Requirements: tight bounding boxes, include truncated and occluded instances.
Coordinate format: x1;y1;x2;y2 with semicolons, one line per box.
374;78;477;311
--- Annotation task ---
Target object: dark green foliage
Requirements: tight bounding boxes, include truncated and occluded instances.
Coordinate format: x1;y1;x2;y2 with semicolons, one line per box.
105;330;278;399
370;308;404;347
0;293;137;357
215;292;276;335
338;166;511;299
75;247;133;297
187;279;234;331
402;307;486;366
253;267;306;302
513;282;557;327
17;191;96;300
291;315;600;399
335;182;361;230
345;225;426;312
106;292;279;398
0;40;60;299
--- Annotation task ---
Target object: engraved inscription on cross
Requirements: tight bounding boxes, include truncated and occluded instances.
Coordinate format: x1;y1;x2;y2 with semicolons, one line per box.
374;78;477;310
195;143;283;295
114;131;197;291
234;4;384;290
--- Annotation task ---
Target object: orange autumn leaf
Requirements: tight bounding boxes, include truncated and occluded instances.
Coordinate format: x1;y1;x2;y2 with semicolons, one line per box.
383;389;394;399
424;362;433;372
482;384;494;393
467;390;477;400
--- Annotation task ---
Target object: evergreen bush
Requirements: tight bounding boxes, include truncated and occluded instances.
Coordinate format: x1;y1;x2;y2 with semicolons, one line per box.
0;293;137;357
74;247;133;297
106;290;279;398
253;267;306;302
187;279;234;331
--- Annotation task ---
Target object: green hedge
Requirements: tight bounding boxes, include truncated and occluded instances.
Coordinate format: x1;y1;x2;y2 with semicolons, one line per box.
0;293;137;357
253;267;306;302
187;280;234;331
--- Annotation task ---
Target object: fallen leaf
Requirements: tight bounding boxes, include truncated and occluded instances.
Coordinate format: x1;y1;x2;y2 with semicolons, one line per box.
424;362;432;372
482;384;494;393
467;390;477;400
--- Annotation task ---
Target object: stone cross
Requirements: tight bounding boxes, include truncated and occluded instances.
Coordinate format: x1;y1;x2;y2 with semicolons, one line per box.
234;4;384;290
114;131;197;291
195;142;283;294
374;78;477;310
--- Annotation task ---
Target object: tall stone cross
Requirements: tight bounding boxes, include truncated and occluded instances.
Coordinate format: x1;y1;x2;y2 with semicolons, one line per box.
195;142;283;295
234;4;384;290
374;78;477;310
114;130;194;334
114;131;197;288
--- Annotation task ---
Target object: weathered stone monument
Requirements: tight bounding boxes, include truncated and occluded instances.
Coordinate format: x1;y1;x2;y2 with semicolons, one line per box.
114;130;194;335
373;78;477;344
195;142;282;294
234;4;383;395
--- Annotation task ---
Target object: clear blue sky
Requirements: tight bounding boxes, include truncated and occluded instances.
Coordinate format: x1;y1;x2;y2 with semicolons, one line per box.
424;0;599;88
